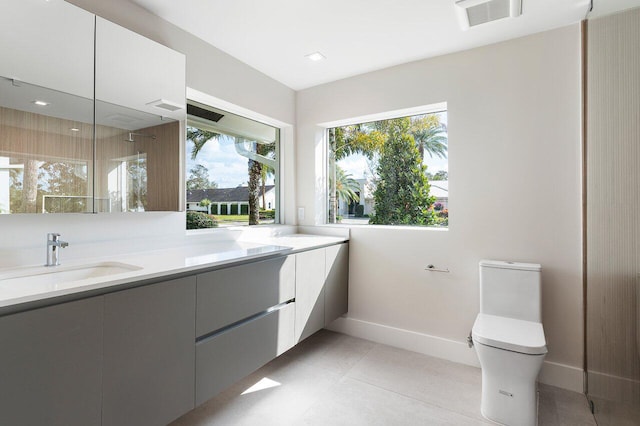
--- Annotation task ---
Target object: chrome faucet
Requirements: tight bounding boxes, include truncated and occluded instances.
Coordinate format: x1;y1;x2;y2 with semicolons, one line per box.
46;233;69;266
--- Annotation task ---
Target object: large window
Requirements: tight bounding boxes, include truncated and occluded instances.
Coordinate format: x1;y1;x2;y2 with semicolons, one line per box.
327;109;448;227
186;102;279;229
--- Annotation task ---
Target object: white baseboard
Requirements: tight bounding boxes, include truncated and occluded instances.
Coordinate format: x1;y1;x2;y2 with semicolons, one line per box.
538;361;584;393
327;316;584;393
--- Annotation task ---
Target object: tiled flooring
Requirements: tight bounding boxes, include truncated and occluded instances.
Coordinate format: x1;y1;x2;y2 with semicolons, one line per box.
172;330;596;425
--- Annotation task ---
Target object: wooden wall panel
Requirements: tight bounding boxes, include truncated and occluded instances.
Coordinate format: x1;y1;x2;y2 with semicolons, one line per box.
586;7;640;422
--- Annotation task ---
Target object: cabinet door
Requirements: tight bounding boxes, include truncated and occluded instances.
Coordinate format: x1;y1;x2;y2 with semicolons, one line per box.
95;17;186;120
0;297;103;426
102;277;196;426
325;243;349;325
196;255;295;337
0;0;94;98
295;248;326;342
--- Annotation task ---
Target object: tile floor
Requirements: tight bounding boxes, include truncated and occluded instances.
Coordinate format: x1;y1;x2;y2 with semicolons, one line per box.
172;330;596;425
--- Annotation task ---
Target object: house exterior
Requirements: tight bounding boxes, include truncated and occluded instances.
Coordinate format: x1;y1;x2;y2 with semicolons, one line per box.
428;180;448;210
337;179;448;217
186;185;275;215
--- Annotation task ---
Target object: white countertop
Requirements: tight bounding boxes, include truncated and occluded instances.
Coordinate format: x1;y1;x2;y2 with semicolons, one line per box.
0;233;347;312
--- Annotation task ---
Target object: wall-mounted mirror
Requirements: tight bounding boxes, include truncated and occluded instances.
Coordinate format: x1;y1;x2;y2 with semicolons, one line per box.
0;0;185;214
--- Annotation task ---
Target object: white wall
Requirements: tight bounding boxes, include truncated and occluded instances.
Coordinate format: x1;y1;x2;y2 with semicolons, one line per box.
297;25;583;391
0;0;297;260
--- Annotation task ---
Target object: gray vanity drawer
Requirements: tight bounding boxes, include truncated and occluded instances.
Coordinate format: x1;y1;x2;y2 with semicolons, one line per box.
195;302;295;405
196;255;295;337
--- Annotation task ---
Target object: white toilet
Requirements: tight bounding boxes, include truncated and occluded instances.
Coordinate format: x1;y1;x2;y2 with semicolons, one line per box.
472;260;548;426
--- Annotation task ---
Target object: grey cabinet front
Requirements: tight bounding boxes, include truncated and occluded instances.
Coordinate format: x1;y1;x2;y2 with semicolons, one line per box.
295;248;326;342
196;255;295;337
102;276;196;426
196;303;295;406
0;297;103;426
325;243;349;325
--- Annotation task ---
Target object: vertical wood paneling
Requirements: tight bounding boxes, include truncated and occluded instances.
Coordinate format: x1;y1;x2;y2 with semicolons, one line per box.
0;106;93;213
586;7;640;423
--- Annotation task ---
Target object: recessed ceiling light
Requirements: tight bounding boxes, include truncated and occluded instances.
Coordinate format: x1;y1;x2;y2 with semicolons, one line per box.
305;52;326;62
33;100;50;106
70;127;80;132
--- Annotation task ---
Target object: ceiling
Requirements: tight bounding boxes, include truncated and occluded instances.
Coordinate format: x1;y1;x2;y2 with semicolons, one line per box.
129;0;640;90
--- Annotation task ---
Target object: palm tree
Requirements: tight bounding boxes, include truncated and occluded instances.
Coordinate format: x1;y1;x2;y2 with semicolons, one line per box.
188;126;275;226
410;115;448;160
335;166;360;207
187;128;220;160
260;161;275;209
328;126;384;222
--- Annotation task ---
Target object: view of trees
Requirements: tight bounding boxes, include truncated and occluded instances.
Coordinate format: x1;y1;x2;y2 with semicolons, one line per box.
186;164;217;190
329;112;448;226
8;160;89;213
369;118;436;225
426;170;448;181
186;125;276;227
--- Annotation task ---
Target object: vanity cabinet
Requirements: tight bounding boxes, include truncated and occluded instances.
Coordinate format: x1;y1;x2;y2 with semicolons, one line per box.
102;276;196;426
0;297;103;426
295;242;350;342
0;241;347;423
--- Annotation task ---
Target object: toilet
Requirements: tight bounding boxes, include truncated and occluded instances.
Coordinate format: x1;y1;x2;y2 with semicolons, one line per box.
472;260;547;426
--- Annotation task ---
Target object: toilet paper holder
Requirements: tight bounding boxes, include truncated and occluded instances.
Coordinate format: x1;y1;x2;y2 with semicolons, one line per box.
425;264;450;273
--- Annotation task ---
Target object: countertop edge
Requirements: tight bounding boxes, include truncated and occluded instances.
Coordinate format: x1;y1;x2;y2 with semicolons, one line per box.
0;235;348;316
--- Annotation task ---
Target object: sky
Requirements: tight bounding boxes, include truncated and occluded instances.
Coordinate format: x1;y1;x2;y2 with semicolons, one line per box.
187;111;448;188
186;134;274;189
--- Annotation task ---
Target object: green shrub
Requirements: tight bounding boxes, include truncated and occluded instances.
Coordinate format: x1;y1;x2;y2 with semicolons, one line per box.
355;204;365;217
240;204;249;215
220;204;228;215
186;211;218;229
259;209;276;219
230;204;239;215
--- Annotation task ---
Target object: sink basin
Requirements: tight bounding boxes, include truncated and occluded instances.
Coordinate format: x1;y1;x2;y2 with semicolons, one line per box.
0;262;142;289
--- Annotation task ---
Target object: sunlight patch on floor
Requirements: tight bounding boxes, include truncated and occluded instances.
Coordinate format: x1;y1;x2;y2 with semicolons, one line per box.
241;377;281;395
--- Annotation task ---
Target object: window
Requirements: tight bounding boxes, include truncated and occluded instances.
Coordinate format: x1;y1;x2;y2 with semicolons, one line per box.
327;109;448;226
186;102;279;229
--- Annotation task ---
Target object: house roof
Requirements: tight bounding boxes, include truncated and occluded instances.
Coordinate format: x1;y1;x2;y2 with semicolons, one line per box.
428;181;448;199
187;185;275;203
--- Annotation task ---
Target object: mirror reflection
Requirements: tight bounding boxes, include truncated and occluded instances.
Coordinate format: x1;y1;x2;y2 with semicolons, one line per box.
0;76;180;214
0;77;93;213
95;102;179;212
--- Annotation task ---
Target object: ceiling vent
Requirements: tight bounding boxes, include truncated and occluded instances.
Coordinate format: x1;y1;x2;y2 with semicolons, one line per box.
455;0;522;30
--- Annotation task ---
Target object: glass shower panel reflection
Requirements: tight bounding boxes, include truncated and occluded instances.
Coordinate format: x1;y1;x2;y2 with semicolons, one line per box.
586;8;640;426
95;100;180;212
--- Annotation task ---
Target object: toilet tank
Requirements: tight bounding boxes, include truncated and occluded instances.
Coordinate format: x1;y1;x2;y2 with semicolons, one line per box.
479;260;542;322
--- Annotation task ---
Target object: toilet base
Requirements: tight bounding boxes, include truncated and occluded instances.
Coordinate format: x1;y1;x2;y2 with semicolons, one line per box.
476;343;546;426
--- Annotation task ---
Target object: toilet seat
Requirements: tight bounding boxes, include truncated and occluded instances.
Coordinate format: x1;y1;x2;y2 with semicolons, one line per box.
472;313;547;355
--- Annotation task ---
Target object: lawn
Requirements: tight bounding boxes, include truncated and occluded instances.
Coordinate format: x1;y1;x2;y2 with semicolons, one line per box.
212;214;249;224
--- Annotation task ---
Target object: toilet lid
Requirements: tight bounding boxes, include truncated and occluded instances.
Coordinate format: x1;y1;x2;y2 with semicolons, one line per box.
472;313;547;355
